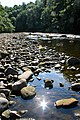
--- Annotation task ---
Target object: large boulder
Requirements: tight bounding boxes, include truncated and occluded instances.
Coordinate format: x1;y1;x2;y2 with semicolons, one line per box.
54;98;78;108
71;83;80;91
18;69;33;80
12;79;27;93
67;57;80;66
0;97;9;113
21;86;36;99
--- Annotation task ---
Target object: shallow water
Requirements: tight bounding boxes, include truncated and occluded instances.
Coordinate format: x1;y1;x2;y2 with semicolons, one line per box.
9;36;80;120
41;39;80;58
10;70;80;120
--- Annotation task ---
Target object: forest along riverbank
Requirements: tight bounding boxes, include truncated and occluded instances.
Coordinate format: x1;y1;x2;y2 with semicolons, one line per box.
0;33;80;120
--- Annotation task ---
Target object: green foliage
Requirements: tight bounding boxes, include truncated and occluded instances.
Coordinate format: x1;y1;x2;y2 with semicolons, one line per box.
0;5;14;33
1;0;80;34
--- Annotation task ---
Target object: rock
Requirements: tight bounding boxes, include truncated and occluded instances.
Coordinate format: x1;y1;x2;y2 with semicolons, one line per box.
0;97;8;113
18;69;33;80
0;93;6;98
5;67;18;76
18;110;28;115
0;89;11;97
21;86;36;99
71;83;80;91
55;64;61;69
0;72;4;77
37;77;41;80
0;81;5;89
59;83;64;87
2;110;21;119
0;50;9;59
10;111;21;118
2;109;10;119
9;101;16;106
44;78;54;88
12;79;27;93
0;65;5;72
67;57;80;66
60;34;67;37
54;98;78;108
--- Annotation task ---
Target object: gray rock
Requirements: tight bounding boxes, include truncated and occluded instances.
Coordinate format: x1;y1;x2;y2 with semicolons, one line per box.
10;111;21;118
0;97;8;113
0;89;11;97
9;101;16;106
12;79;27;92
21;86;36;99
0;50;9;59
71;83;80;91
67;57;80;66
59;83;64;87
5;67;18;76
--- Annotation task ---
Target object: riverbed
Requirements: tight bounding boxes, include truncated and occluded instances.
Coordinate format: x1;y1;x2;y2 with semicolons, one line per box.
0;32;80;120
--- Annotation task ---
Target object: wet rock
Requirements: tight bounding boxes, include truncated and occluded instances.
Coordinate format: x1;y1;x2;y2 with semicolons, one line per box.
54;98;78;108
12;79;27;93
44;78;54;88
0;97;8;113
2;109;10;119
18;69;33;80
60;60;65;64
5;67;18;76
67;57;80;66
0;93;6;98
18;110;28;115
31;60;39;66
0;81;5;89
9;101;16;106
34;68;42;75
71;83;80;91
0;89;11;97
2;110;21;119
0;50;9;59
75;74;80;78
0;72;4;78
21;86;36;99
59;83;64;87
0;65;5;72
37;77;41;80
10;111;21;118
55;64;61;69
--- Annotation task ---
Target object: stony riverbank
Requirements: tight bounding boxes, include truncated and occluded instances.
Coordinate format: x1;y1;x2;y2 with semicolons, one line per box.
0;32;80;119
